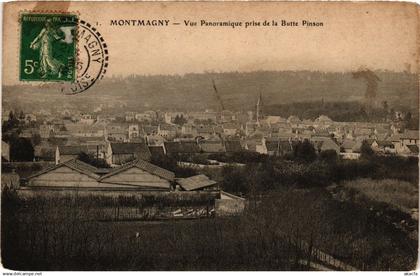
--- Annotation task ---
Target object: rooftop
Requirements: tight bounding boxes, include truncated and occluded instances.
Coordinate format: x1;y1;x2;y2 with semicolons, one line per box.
176;174;217;191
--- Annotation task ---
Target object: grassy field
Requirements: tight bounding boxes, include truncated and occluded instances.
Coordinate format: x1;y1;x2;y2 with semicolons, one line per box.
342;178;418;214
2;187;417;271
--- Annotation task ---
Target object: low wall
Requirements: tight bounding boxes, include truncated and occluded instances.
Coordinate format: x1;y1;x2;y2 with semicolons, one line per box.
215;198;246;216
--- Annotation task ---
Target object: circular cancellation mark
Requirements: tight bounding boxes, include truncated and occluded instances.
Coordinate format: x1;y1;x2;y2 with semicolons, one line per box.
61;19;109;95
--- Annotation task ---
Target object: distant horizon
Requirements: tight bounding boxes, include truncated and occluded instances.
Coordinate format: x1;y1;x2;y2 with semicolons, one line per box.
3;67;416;86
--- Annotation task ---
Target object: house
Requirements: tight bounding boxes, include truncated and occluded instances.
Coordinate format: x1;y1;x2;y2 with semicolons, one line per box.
27;159;101;188
340;139;362;159
287;116;302;128
265;138;294;156
146;134;166;146
157;124;178;139
196;125;216;139
125;112;135;122
34;142;55;161
143;125;158;136
56;145;103;164
176;174;217;191
400;130;419;147
314;115;333;128
265;116;286;125
220;110;236;123
135;112;152;122
181;124;197;136
19;128;39;139
80;114;95;125
106;142;151;166
190;111;218;122
106;124;128;142
164;141;201;156
311;136;340;154
371;140;396;154
39;124;54;138
128;124;140;140
387;130;419;155
24;113;37;123
66;122;104;138
25;158;174;191
222;123;239;136
243;138;262;152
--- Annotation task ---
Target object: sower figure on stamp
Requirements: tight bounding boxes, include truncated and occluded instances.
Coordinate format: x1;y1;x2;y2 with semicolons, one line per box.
30;19;64;78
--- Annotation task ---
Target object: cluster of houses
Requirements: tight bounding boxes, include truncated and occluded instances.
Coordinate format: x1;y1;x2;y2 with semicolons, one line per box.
2;105;419;165
1;103;418;218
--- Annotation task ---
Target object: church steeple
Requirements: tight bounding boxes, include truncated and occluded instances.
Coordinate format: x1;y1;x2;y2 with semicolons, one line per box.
256;92;263;124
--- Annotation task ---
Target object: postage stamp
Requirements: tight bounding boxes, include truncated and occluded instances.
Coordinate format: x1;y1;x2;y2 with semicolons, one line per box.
19;13;78;82
19;12;108;94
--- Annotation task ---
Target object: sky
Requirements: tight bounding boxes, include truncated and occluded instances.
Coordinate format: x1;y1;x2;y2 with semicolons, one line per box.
3;1;419;85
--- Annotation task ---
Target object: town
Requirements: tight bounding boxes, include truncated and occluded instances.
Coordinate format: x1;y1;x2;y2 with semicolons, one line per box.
1;79;418;271
2;93;418;166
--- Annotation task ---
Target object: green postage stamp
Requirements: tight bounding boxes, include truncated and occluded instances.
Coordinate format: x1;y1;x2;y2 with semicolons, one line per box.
19;13;78;82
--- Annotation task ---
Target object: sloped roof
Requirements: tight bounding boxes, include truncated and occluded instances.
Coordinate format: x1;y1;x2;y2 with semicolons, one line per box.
401;130;419;140
164;141;200;154
341;139;356;150
26;159;101;180
387;133;402;142
197;126;215;134
176;174;217;191
315;115;333;123
34;143;55;159
311;137;340;152
376;140;394;147
159;124;178;131
266;139;293;153
148;145;165;157
407;145;419;154
58;145;91;155
110;142;151;161
99;159;175;181
352;141;363;153
71;136;107;144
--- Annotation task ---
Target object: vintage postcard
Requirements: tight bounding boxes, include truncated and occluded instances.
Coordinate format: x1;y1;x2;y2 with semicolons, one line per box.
1;1;419;272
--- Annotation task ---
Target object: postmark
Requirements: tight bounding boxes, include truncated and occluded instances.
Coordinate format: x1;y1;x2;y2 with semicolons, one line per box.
61;19;109;95
19;12;109;94
19;13;77;82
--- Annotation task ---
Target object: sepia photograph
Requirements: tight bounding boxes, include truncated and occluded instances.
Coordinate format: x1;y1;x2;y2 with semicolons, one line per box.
1;1;419;272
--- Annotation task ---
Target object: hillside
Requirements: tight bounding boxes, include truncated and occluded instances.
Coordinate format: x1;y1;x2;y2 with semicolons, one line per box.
3;70;418;113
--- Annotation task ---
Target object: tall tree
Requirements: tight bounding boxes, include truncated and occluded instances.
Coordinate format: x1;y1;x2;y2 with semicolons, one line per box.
293;139;317;163
10;137;34;161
